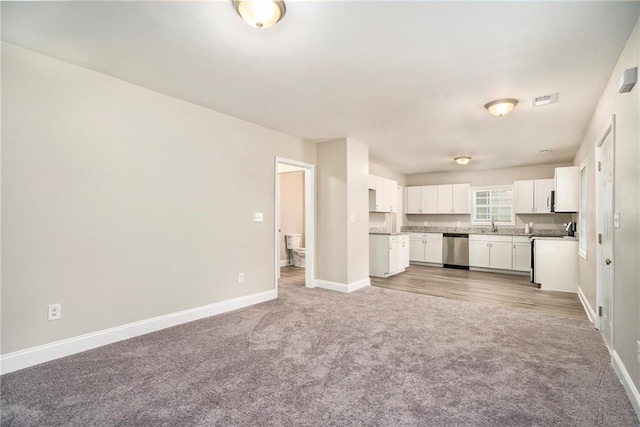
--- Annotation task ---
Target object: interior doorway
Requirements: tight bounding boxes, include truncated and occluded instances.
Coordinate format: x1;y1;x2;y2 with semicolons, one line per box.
595;116;615;350
275;157;315;290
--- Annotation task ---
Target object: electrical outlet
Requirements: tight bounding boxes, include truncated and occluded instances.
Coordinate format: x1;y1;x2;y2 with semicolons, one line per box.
48;303;61;321
636;341;640;364
238;273;245;284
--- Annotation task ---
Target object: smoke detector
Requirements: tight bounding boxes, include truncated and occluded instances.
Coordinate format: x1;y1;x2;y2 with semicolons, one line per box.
532;93;559;107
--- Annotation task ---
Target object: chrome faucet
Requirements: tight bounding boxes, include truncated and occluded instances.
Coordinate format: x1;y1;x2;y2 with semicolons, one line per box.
491;219;498;233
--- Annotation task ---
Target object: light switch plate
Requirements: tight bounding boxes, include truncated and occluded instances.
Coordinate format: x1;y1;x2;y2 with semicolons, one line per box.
350;214;356;222
614;212;620;229
253;212;264;222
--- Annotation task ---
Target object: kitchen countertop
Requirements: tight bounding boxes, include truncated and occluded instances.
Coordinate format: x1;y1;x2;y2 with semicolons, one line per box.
369;231;410;236
401;226;570;238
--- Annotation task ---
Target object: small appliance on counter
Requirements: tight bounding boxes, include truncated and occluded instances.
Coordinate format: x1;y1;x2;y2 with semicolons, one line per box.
564;222;576;237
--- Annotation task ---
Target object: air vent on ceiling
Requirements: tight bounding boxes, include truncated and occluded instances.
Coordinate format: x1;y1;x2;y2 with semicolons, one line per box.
532;93;559;107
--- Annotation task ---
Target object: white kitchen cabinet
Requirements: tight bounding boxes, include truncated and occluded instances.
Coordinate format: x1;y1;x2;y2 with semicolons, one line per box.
512;236;531;272
437;185;453;213
554;166;579;212
397;234;410;269
406;185;438;214
514;179;553;214
368;175;377;190
534;238;579;292
370;234;407;278
437;184;470;213
406;184;469;214
469;235;513;270
469;241;491;268
452;183;471;213
385;178;399;213
369;175;398;213
409;233;443;264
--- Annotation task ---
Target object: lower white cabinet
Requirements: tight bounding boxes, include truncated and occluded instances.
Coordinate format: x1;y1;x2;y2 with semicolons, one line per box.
370;234;409;278
512;236;531;272
397;235;410;270
469;235;513;270
409;233;443;264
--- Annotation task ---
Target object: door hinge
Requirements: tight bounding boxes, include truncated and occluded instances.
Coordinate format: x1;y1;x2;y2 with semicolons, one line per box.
598;306;603;317
598;233;603;244
598;161;602;172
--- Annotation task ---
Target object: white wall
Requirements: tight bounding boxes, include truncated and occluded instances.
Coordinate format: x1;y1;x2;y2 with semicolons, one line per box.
573;17;640;396
405;163;574;230
1;43;316;354
316;139;348;284
347;139;370;284
316;138;369;286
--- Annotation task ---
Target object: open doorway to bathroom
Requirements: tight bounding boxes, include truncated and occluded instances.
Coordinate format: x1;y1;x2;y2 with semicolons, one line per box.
275;158;314;290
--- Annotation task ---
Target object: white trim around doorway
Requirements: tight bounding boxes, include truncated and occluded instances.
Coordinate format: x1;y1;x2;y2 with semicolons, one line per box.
275;157;315;290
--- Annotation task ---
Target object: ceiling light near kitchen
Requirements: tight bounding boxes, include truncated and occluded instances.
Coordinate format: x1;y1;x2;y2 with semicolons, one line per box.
484;98;518;117
454;156;471;165
232;0;286;29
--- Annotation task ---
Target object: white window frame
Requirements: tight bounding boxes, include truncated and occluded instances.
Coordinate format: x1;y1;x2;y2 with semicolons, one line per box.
471;185;515;226
579;159;588;260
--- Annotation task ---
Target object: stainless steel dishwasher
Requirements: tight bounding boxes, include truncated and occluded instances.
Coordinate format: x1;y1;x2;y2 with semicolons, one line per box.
442;233;469;269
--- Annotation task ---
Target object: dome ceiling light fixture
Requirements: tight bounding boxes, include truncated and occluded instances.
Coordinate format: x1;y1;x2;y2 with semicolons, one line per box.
454;156;472;165
484;98;518;117
232;0;286;29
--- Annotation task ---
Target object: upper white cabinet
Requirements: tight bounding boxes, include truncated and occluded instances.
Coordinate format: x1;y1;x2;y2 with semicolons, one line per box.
406;186;437;214
554;166;579;212
514;179;553;214
406;184;469;214
369;175;398;213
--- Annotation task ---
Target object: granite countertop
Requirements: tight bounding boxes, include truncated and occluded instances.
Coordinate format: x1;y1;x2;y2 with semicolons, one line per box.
369;231;410;236
401;226;571;238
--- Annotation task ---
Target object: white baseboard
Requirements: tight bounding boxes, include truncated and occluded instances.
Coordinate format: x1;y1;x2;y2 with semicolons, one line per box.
280;259;290;267
578;285;598;327
0;289;277;375
315;277;371;293
612;350;640;418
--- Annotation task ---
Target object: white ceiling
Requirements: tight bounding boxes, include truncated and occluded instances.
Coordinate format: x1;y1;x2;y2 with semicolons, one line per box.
3;1;639;174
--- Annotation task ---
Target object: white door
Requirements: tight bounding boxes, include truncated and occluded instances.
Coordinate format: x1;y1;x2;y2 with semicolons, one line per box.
598;129;614;348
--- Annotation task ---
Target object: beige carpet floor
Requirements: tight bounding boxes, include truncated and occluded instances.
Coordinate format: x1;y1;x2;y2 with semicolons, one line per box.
2;271;638;426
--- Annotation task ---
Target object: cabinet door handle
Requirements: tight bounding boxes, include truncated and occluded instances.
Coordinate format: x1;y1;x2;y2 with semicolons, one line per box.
546;196;550;208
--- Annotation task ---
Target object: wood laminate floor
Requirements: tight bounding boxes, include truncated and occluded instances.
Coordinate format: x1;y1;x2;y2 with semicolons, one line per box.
280;265;587;320
370;265;587;320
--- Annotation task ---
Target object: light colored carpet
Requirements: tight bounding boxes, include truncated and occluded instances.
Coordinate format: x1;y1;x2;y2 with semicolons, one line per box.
2;275;638;426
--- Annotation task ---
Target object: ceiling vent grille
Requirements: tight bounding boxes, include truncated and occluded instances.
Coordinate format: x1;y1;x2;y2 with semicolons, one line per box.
533;93;559;107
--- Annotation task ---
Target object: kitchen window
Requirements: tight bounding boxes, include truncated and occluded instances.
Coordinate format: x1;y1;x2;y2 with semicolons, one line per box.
472;186;514;225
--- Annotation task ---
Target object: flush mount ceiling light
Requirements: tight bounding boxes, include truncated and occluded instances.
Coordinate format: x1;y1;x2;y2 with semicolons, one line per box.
454;156;471;165
484;98;518;117
232;0;286;29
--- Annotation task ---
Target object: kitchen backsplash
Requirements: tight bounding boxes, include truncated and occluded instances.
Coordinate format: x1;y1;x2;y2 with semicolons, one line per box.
404;212;575;232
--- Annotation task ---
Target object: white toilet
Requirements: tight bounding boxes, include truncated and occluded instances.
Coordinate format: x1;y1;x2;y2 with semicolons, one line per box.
285;234;305;268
